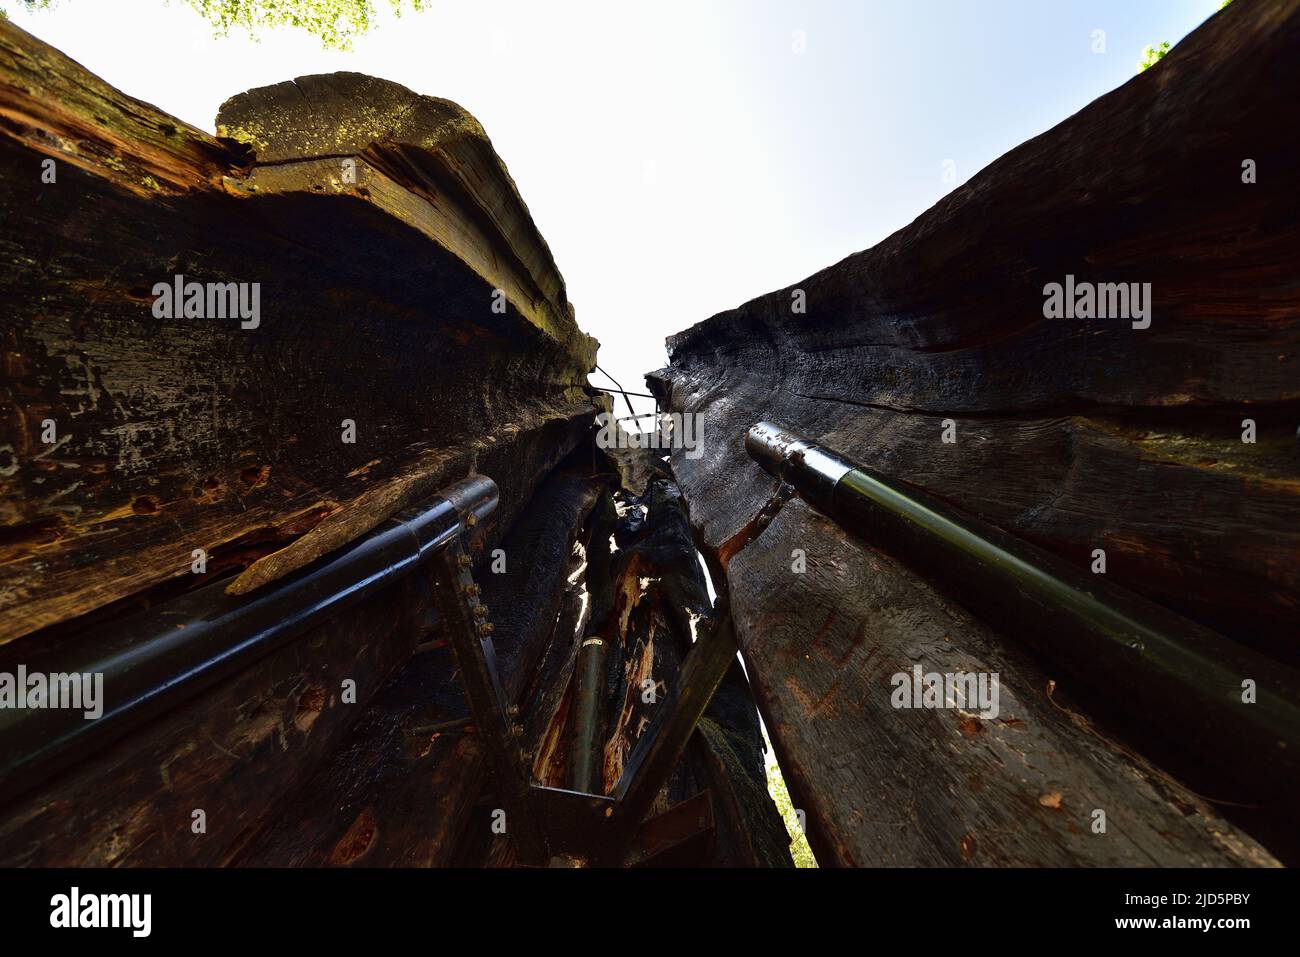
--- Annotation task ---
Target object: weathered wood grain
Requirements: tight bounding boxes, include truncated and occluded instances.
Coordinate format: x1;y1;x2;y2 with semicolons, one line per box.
654;0;1300;650
654;0;1300;864
233;462;604;866
729;499;1276;867
592;478;793;865
0;570;433;866
0;22;597;645
216;73;585;356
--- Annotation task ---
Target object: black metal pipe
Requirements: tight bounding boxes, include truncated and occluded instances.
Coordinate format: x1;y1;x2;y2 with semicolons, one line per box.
746;421;1300;807
0;475;498;798
569;636;609;794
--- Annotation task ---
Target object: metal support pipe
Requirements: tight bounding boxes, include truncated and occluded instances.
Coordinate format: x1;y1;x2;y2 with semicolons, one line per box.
568;636;609;795
0;475;499;798
746;421;1300;806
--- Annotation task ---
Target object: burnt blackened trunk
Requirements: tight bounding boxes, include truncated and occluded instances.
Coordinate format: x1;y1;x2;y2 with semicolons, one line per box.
653;0;1300;866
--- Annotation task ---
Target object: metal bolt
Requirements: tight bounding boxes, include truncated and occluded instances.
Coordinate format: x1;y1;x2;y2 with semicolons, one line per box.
457;554;471;569
464;583;481;598
472;604;488;619
478;622;495;636
465;512;477;527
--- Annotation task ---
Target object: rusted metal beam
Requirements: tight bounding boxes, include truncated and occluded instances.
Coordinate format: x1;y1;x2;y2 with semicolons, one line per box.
624;790;715;867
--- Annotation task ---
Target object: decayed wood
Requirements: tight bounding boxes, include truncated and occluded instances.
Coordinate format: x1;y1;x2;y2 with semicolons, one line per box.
656;0;1300;652
235;454;792;867
0;571;433;866
463;509;596;867
0;22;597;645
590;478;793;866
522;545;593;792
654;0;1299;865
233;461;604;866
216;72;585;355
728;500;1276;867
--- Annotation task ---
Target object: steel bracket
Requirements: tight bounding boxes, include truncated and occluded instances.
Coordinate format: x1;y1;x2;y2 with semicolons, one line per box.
430;535;738;866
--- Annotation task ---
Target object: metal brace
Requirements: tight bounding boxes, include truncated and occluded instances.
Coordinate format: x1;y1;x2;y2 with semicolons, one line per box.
429;517;737;866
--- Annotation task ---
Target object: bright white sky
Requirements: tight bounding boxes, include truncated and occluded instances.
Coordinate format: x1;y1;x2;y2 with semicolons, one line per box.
8;0;1220;420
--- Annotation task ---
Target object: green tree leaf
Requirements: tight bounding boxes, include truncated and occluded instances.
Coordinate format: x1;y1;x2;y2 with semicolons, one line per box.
1138;0;1232;73
5;0;431;49
1137;40;1172;72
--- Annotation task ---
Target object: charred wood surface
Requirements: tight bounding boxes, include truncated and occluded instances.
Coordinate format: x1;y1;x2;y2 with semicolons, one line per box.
656;0;1300;652
653;0;1298;865
460;462;792;867
0;571;433;866
730;500;1276;867
0;23;597;645
593;475;792;866
233;459;603;866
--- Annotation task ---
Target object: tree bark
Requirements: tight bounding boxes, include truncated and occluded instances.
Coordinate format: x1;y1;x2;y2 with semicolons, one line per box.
0;23;597;645
652;0;1298;865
